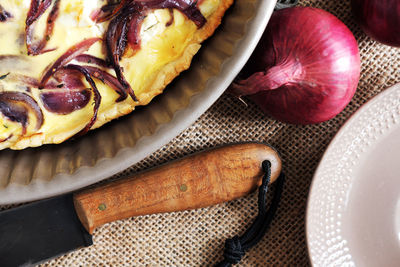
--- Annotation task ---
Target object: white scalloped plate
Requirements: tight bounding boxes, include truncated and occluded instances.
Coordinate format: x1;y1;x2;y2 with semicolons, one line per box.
307;83;400;267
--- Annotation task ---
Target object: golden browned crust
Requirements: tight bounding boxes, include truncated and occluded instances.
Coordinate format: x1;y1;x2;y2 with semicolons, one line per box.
4;0;234;150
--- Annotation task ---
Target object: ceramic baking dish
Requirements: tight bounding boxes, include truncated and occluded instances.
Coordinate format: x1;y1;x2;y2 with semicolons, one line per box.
0;0;277;204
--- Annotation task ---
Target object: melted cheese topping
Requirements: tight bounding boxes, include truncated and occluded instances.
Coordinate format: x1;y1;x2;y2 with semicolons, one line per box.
0;0;221;149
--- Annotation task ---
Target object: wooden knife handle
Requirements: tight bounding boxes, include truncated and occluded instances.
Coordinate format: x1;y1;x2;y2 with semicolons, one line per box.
73;143;282;234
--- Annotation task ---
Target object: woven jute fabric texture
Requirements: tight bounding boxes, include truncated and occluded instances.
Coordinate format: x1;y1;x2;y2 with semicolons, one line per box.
3;0;400;266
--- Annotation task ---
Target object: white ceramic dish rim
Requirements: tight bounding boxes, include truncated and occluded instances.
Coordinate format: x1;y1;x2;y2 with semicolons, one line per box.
0;0;277;205
306;83;400;266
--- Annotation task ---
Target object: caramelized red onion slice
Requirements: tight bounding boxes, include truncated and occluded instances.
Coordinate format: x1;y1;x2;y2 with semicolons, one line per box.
0;92;44;134
39;37;128;112
39;37;101;88
92;0;127;23
51;68;86;89
126;13;144;51
0;5;12;22
139;0;206;27
26;0;60;55
49;59;126;101
106;13;138;101
98;0;206;27
80;65;127;101
75;54;110;68
62;64;102;136
26;0;52;26
40;63;126;134
40;88;92;114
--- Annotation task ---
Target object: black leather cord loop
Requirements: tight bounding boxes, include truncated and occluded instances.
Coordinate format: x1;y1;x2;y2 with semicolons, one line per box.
215;160;285;267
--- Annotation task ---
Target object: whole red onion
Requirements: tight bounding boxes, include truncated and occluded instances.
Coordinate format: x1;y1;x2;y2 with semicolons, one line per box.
352;0;400;47
232;7;360;124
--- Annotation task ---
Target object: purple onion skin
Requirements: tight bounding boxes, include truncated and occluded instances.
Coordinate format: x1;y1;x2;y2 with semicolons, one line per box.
234;7;360;124
352;0;400;47
0;92;43;134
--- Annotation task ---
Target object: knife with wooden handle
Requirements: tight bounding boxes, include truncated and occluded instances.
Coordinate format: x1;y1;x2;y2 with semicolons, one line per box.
0;143;281;267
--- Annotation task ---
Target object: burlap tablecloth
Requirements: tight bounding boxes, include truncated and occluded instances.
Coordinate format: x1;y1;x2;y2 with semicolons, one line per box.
3;0;400;266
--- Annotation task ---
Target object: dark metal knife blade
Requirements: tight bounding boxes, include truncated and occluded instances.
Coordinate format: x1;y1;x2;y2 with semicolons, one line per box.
0;143;282;267
0;194;92;267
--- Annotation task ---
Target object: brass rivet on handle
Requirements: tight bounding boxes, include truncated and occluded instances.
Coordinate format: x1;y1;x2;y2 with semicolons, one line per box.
98;203;107;211
179;184;188;192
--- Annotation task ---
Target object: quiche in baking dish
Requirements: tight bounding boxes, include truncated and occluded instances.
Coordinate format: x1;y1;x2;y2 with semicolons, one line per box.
0;0;233;150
